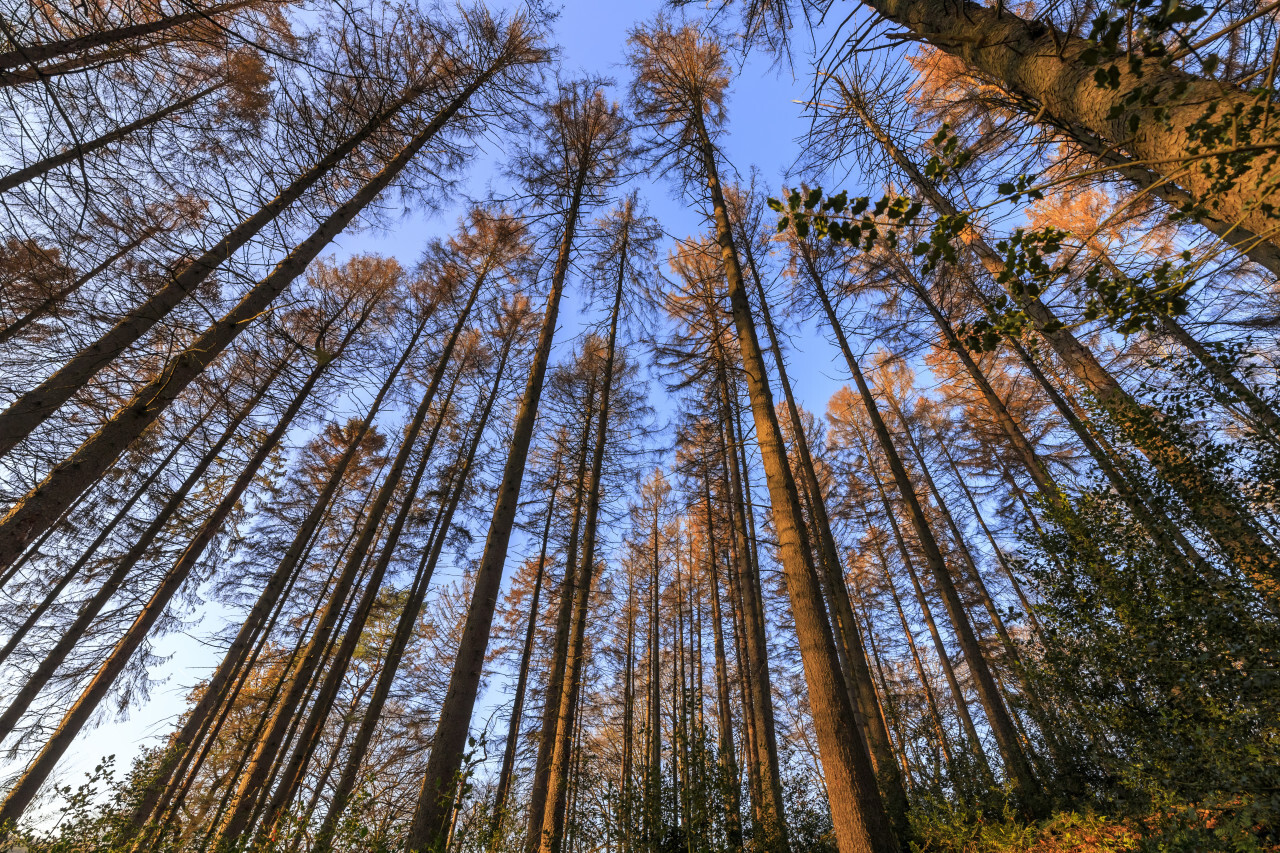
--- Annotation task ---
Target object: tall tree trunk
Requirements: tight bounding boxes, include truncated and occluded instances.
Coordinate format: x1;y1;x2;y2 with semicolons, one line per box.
694;114;898;853
855;106;1280;599
0;68;502;569
744;237;908;833
0;352;290;747
314;320;514;853
0;83;221;194
705;483;744;853
538;263;626;853
0;415;202;667
852;0;1280;240
490;458;562;849
216;263;485;848
405;164;589;853
524;383;597;853
716;392;787;845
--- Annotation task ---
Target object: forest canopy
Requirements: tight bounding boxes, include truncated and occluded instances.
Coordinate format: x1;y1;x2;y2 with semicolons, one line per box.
0;0;1278;851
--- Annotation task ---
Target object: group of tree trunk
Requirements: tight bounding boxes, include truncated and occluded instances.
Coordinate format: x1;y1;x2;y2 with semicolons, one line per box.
1;1;1277;852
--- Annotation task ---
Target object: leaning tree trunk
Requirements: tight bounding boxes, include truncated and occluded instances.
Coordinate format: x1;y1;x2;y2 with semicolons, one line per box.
0;69;496;571
0;351;288;749
0;415;202;668
857;108;1280;599
0;0;254;70
405;168;588;853
126;316;426;835
704;479;744;853
0;83;221;194
313;319;513;853
216;264;484;848
855;0;1280;242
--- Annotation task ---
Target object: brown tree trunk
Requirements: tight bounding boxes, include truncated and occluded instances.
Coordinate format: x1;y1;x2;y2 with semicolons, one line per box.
857;107;1280;599
809;268;1039;804
705;482;744;853
315;319;514;853
855;0;1280;240
0;71;495;570
538;261;626;853
490;458;562;849
0;352;289;749
406;167;588;853
126;316;427;833
744;236;909;834
216;259;485;847
0;415;202;668
524;383;597;853
0;0;254;70
695;115;898;853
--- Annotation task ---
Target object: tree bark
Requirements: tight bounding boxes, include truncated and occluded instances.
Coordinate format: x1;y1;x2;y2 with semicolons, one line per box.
855;0;1280;241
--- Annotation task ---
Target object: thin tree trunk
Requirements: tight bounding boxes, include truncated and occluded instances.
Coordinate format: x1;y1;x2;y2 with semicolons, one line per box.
406;162;589;853
537;215;628;853
0;352;289;747
857;106;1280;599
0;415;202;667
810;267;1041;804
524;384;597;853
314;320;514;853
490;459;561;849
0;228;156;349
217;263;485;847
0;0;254;69
126;316;426;833
705;482;744;853
0;83;221;194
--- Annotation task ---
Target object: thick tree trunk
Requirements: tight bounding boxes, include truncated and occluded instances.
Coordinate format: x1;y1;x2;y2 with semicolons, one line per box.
0;73;492;570
856;0;1280;240
747;248;908;835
